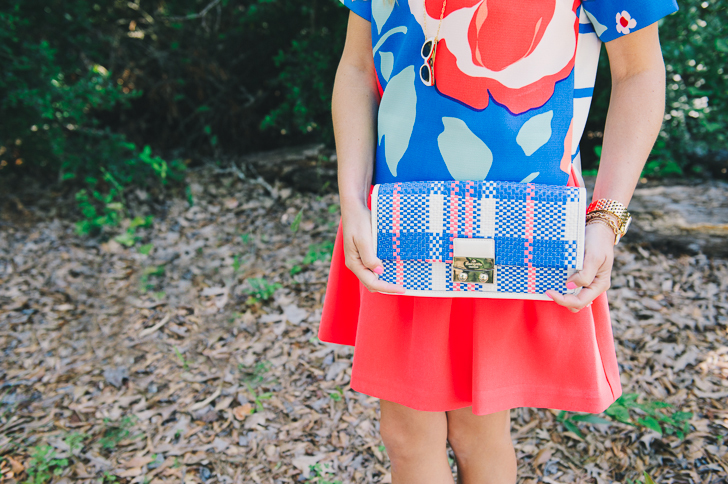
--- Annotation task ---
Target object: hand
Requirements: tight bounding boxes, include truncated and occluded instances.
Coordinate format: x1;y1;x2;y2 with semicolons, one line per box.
341;202;406;294
545;222;615;312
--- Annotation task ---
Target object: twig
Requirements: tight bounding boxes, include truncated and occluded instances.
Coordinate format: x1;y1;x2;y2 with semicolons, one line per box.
139;313;171;337
246;163;278;199
160;0;222;22
187;380;224;412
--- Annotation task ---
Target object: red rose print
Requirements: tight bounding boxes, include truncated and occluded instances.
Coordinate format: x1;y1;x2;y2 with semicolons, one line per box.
424;0;480;19
415;0;580;113
468;0;555;71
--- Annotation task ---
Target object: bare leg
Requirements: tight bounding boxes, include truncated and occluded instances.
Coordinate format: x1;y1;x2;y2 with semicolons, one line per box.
445;407;517;484
379;399;455;484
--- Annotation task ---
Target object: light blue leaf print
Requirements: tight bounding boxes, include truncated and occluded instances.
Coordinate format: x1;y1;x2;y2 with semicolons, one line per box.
516;111;553;156
372;0;395;35
379;51;394;82
520;172;540;183
372;26;407;56
437;117;493;181
584;9;608;37
378;65;417;177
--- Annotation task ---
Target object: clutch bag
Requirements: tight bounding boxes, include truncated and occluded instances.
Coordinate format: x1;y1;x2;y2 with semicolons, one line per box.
371;180;586;300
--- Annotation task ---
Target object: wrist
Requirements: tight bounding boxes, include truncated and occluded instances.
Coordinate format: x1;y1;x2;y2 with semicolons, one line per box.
586;198;632;244
586;219;619;246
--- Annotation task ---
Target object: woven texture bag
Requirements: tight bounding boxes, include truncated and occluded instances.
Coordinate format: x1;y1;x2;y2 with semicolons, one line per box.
371;180;586;300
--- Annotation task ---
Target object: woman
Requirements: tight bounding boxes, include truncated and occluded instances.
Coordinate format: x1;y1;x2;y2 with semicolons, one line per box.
319;0;677;482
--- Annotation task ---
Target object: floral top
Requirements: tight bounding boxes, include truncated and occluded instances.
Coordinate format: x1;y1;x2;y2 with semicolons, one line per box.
339;0;678;187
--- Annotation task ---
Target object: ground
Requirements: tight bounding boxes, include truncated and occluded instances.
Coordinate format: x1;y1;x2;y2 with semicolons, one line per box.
1;168;727;484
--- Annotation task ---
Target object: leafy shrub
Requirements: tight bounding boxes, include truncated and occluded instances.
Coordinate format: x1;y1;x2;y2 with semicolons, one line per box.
583;0;728;178
23;446;69;484
0;4;183;184
1;0;725;189
557;392;692;440
245;277;282;303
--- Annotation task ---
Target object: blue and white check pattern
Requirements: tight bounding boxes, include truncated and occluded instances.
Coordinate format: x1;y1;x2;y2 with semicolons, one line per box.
374;180;585;296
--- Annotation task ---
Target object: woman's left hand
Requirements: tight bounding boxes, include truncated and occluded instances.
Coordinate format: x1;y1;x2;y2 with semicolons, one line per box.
545;222;616;312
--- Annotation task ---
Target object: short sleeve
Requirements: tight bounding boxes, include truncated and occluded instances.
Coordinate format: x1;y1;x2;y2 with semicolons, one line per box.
581;0;679;43
339;0;372;22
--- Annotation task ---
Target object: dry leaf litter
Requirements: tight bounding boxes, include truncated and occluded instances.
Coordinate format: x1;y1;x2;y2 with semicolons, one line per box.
1;169;727;484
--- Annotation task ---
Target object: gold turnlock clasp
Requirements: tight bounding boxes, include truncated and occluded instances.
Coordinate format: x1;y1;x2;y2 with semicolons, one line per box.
452;238;496;284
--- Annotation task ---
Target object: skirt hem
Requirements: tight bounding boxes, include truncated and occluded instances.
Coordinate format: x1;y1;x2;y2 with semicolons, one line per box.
350;374;621;415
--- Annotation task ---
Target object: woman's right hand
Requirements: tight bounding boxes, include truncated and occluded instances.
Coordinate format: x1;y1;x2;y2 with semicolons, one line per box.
341;202;407;294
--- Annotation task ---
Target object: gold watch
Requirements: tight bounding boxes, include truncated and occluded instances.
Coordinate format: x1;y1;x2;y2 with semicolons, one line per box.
586;199;632;244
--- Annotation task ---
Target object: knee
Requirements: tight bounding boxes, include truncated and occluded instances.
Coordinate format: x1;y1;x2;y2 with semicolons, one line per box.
380;418;447;463
446;423;476;459
446;420;511;462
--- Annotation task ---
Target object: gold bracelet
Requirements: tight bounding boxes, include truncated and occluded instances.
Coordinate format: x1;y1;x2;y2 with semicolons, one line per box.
586;210;620;226
586;213;620;245
586;199;632;244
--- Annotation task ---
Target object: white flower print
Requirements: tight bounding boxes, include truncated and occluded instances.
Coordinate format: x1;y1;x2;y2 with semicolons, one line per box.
615;11;637;35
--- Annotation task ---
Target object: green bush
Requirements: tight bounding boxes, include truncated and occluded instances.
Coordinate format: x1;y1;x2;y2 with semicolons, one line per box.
583;0;728;178
1;0;725;190
0;3;183;185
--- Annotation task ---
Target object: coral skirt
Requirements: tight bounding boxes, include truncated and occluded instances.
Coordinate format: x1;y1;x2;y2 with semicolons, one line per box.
318;188;622;415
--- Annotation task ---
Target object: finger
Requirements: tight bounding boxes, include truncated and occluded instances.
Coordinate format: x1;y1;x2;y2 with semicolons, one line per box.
344;249;405;294
351;263;406;294
567;252;602;289
355;235;384;274
546;277;608;310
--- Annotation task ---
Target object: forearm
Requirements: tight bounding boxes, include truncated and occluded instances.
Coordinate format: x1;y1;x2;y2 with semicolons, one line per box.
332;61;379;212
592;67;666;206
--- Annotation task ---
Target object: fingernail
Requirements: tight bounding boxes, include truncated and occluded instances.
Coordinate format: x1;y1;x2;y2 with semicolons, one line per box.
566;282;577;290
545;292;554;300
373;265;384;274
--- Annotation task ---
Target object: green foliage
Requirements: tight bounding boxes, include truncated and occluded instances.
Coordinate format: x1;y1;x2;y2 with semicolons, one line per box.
0;3;184;185
585;0;728;178
232;254;243;273
115;216;154;247
2;0;725;196
22;446;69;484
290;240;334;276
241;361;275;412
174;346;189;371
604;392;692;437
328;386;344;401
290;209;304;233
303;241;335;265
245;277;282;303
306;462;341;484
98;415;137;450
102;471;119;483
64;432;87;453
626;471;657;484
558;392;692;439
557;410;611;439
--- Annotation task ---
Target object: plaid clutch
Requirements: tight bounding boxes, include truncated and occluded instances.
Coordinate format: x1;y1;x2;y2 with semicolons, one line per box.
371;180;586;300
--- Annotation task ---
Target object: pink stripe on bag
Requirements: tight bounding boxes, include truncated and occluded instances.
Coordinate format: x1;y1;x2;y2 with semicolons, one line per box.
525;184;536;293
464;181;474;238
392;184;403;286
449;181;461;290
